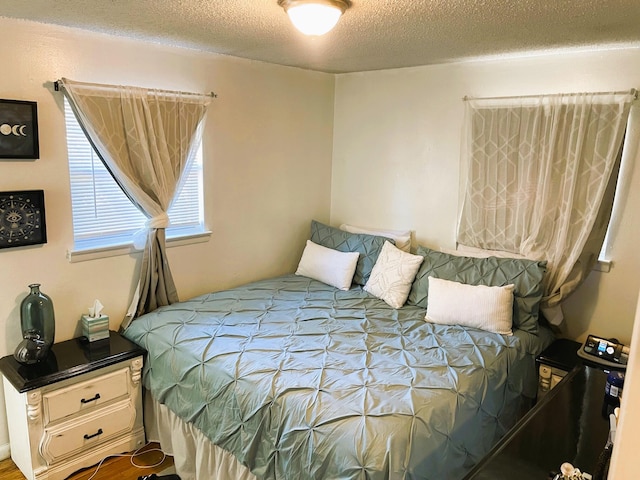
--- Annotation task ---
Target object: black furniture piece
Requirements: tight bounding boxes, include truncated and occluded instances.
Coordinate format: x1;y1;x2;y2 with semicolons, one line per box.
537;338;583;373
464;364;611;479
536;338;582;399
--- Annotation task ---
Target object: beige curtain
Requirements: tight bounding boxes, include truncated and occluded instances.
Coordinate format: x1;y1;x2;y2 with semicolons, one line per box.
59;78;211;329
458;91;635;325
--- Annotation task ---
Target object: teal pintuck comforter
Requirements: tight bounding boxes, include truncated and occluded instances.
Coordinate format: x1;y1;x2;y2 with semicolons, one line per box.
124;274;553;480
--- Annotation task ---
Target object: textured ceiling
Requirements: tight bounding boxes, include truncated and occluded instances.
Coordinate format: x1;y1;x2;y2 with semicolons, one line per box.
2;0;640;73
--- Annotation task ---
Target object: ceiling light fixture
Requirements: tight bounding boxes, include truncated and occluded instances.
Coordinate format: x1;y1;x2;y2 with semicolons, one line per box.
278;0;351;36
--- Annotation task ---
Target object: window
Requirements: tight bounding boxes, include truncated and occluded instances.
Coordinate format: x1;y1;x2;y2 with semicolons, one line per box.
458;92;633;314
65;99;206;254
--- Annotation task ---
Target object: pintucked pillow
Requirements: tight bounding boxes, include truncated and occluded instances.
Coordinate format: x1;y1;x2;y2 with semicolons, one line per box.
364;241;424;308
407;246;546;334
310;220;391;286
425;277;515;335
295;240;359;291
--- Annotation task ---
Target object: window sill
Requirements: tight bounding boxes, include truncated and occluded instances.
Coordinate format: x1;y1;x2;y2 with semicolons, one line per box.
67;230;211;263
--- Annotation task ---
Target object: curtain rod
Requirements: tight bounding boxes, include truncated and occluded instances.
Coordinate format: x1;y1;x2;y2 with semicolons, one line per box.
53;80;217;99
463;88;637;102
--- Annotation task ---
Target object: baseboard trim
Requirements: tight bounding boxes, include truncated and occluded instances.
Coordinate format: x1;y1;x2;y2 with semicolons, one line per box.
0;442;10;461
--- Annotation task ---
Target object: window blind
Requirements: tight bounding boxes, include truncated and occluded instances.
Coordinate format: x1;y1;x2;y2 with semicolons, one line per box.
65;100;205;251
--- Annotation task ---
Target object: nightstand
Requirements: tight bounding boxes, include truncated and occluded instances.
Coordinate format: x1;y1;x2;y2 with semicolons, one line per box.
0;331;146;480
536;338;581;400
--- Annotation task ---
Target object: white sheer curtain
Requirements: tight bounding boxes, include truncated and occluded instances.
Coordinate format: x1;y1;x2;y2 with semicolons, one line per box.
458;91;635;325
59;78;211;329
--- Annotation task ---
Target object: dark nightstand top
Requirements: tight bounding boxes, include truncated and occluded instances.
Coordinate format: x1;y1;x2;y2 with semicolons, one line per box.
464;365;610;479
536;338;582;372
0;331;146;393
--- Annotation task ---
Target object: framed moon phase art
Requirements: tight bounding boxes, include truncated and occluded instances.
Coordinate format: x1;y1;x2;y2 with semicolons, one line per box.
0;190;47;249
0;99;39;159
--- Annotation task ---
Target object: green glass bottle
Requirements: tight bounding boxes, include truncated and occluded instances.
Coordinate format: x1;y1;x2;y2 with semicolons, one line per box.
13;283;56;364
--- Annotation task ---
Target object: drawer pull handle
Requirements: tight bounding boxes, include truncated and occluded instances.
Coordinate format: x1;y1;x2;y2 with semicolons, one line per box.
84;428;103;440
80;393;101;404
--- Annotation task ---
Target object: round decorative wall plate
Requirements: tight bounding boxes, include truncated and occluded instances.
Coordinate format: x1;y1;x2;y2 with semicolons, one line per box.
0;190;47;249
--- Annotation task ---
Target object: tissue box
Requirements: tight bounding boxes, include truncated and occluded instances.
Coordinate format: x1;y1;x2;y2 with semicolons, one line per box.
81;314;110;342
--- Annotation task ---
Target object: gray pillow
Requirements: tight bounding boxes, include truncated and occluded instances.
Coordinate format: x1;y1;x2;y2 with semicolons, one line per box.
407;246;546;334
309;220;392;286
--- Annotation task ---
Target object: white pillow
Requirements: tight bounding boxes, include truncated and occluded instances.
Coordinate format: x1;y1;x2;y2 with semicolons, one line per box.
340;224;412;252
364;241;424;308
425;276;515;335
295;240;359;291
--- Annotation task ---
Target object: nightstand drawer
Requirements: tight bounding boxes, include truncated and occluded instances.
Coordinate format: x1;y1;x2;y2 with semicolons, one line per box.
43;367;130;423
40;399;136;464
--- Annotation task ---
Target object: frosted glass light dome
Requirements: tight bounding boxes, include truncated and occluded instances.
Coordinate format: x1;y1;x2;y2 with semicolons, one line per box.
279;0;350;36
287;4;342;35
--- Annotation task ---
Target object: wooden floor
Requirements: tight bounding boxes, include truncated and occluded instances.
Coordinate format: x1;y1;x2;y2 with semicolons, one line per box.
0;442;175;480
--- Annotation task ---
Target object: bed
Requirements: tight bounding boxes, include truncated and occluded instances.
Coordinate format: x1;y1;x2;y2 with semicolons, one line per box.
123;221;555;480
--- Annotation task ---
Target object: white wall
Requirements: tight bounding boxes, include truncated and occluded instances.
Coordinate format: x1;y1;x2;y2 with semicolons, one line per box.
609;287;640;478
0;18;335;457
332;48;640;344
